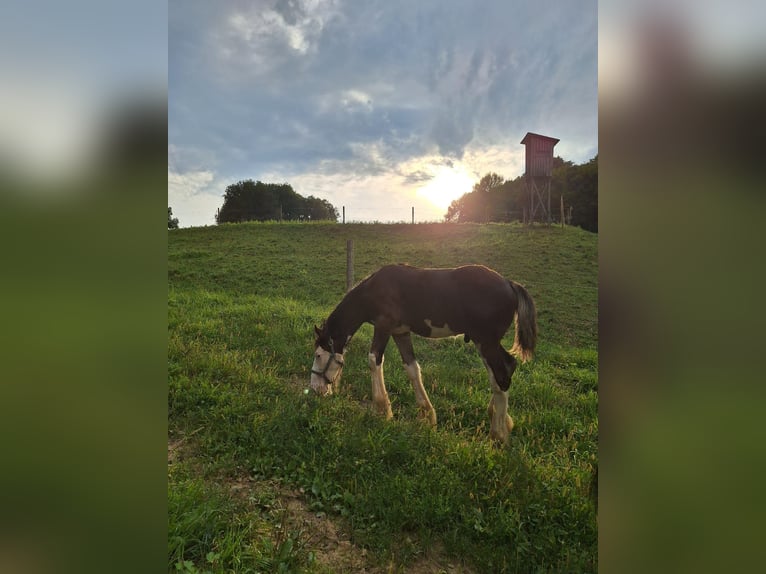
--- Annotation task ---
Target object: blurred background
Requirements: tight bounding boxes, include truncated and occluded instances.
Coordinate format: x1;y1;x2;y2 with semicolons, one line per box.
599;1;765;572
0;2;166;574
1;0;764;572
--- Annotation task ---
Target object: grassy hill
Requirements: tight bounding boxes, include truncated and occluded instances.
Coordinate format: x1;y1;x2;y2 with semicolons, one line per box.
168;222;598;573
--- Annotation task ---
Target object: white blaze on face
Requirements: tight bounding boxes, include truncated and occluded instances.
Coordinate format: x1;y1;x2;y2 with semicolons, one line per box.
310;346;343;395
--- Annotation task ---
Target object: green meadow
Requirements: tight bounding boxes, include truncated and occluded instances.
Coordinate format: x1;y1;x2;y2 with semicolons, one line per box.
168;222;598;573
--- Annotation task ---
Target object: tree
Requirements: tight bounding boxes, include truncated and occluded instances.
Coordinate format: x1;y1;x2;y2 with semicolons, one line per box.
563;155;598;232
443;155;597;231
497;176;527;220
304;195;340;221
215;179;339;224
473;172;505;195
444;173;506;222
168;207;179;229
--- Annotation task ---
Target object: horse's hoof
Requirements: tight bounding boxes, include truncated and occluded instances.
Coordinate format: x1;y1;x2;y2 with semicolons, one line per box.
418;407;437;427
489;432;509;446
490;419;513;445
372;397;393;419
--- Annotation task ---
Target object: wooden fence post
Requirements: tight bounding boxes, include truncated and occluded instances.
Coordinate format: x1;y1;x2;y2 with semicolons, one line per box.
346;239;354;292
560;196;565;228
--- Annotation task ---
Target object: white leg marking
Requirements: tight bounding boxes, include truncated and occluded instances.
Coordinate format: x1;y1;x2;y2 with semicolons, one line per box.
476;343;513;443
368;353;392;419
404;361;436;426
486;369;514;443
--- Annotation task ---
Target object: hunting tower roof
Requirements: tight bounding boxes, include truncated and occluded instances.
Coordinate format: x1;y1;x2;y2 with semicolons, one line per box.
520;132;560;146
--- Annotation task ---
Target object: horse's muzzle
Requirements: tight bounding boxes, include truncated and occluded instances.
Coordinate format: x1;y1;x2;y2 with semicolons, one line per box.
309;375;333;396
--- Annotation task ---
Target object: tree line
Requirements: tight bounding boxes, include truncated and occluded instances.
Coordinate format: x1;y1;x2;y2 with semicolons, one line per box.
215;179;339;224
444;155;597;232
171;157;596;229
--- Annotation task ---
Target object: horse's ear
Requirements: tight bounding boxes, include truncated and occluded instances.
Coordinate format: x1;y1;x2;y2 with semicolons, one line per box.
314;324;322;337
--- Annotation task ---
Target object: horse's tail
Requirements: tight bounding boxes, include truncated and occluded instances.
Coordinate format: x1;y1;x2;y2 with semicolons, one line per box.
508;280;537;363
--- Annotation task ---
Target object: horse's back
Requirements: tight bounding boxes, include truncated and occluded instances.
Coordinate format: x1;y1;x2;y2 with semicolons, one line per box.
370;263;512;303
449;265;517;330
366;264;516;340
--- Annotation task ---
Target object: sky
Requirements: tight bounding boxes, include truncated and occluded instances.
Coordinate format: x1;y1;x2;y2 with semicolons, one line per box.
169;0;597;227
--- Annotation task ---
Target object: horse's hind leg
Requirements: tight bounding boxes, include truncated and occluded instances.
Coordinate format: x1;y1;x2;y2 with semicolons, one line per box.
477;342;517;444
393;333;436;426
369;327;393;420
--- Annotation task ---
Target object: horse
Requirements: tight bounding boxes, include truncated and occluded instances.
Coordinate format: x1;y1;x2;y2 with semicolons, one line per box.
310;263;537;443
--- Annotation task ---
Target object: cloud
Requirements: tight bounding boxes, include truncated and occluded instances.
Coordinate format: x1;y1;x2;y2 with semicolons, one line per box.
402;170;433;185
167;165;227;227
169;0;598;226
168;169;215;200
208;0;341;81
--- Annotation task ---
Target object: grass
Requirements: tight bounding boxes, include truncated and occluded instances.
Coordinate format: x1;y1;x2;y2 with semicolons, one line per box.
168;222;598;573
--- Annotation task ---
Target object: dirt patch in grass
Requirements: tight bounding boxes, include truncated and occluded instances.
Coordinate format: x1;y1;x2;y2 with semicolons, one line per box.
226;475;374;573
168;427;204;466
279;486;372;573
169;433;474;573
227;475;475;574
168;438;185;465
274;485;476;573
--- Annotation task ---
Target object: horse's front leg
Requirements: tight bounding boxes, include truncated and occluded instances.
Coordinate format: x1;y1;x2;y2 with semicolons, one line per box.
369;328;393;420
393;333;436;426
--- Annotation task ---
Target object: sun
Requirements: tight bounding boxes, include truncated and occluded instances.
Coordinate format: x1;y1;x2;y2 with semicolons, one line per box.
416;165;474;211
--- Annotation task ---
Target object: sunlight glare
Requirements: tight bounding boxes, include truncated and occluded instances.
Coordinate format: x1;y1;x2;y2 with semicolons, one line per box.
416;165;474;211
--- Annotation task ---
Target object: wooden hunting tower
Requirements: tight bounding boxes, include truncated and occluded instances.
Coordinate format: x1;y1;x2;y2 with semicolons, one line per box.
521;132;559;223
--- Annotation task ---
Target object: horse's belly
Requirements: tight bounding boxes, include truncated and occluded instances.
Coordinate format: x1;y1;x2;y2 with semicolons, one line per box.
390;324;411;335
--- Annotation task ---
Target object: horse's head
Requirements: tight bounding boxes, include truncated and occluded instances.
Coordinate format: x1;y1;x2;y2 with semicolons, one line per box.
309;324;345;395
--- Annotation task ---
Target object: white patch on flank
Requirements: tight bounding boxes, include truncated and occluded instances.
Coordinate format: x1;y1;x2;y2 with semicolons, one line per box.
425;319;457;338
